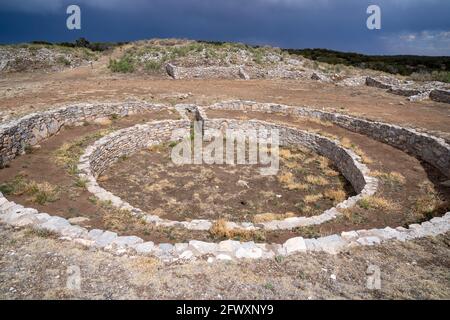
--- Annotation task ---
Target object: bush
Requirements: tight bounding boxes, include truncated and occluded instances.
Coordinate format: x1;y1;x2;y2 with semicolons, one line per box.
108;57;135;73
144;60;162;72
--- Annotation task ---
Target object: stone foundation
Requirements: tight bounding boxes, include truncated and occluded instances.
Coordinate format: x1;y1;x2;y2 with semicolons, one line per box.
206;100;450;178
0;101;449;263
0;102;168;168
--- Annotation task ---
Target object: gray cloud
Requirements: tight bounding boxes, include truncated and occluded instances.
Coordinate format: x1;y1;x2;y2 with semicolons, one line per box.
0;0;449;55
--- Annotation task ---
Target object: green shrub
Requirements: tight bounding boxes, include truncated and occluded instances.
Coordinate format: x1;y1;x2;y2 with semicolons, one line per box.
57;56;71;66
108;56;135;73
144;60;162;71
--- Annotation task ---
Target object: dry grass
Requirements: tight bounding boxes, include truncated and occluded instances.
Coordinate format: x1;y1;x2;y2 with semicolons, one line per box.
54;129;111;174
101;202;147;232
304;193;323;204
316;156;329;169
414;181;444;216
210;219;263;241
308;117;333;127
143;179;172;192
310;129;339;141
340;138;372;164
0;175;59;205
253;212;296;223
278;171;309;190
371;171;406;185
279;149;293;159
305;175;329;186
323;168;340;177
324;189;346;204
277;171;293;185
357;196;398;210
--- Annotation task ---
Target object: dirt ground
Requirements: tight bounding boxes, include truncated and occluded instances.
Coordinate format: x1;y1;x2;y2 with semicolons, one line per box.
100;144;351;222
0;224;448;299
1;63;449;141
1;48;449;300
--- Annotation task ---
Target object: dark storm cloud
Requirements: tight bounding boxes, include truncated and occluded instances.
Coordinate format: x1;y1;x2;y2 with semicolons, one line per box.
0;0;449;55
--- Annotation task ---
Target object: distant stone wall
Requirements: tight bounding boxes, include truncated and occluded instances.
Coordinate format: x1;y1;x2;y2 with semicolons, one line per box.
365;77;450;103
206;100;450;178
165;63;307;80
0;102;168;168
166;63;242;79
430;89;450;104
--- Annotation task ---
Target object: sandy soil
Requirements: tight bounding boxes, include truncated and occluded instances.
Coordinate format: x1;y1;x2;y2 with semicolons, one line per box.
0;224;448;299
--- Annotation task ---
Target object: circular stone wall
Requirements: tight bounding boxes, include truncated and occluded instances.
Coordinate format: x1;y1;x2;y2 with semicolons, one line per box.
0;101;449;263
77;116;378;231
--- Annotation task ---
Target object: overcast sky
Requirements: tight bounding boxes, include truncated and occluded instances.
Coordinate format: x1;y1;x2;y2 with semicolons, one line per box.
1;0;449;56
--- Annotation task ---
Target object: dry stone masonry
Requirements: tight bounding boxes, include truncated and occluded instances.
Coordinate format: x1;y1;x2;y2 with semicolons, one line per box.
0;101;169;168
365;76;450;103
77;103;377;231
206;100;450;178
0;101;449;263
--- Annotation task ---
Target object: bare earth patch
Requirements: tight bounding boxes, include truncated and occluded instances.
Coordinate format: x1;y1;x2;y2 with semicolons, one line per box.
99;143;352;222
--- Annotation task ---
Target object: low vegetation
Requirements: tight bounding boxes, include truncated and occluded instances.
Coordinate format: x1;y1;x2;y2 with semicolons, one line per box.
288;48;450;82
253;212;296;223
357;196;398;211
371;171;406;185
54;129;111;174
210;219;265;241
0;175;59;205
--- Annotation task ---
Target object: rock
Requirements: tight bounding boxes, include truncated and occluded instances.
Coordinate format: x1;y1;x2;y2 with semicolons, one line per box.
159;243;174;253
9;213;39;227
430;89;450;104
133;242;155;254
68;217;90;225
60;225;88;238
311;72;330;82
357;236;381;246
179;250;194;260
218;240;241;253
238;67;250;80
365;77;393;89
185;220;212;231
304;239;321;252
73;238;94;247
216;254;233;261
189;240;218;255
236;180;250;188
207;257;215;263
174;243;189;253
39;216;71;232
282;237;306;255
408;92;430;102
235;246;263;259
165;63;176;79
316;235;346;254
111;236;143;247
341;231;359;240
388;87;422;97
440;180;450;187
88;229;118;247
235;242;263;259
35;213;51;223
